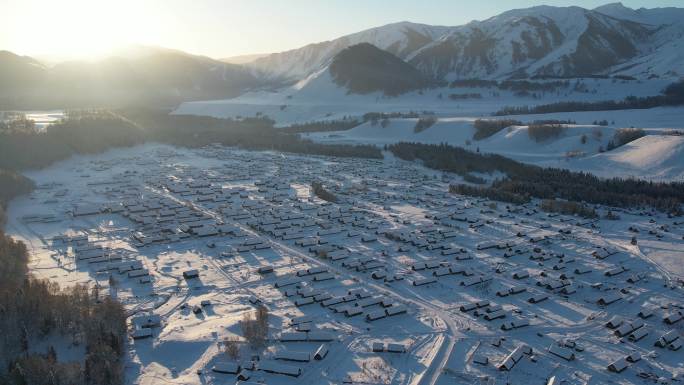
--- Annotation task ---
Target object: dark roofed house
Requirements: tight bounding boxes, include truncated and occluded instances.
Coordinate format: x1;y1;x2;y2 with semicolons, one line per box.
183;269;200;279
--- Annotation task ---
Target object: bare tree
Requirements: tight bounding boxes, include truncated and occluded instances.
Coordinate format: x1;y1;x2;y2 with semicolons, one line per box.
256;305;269;333
224;337;239;360
241;307;268;349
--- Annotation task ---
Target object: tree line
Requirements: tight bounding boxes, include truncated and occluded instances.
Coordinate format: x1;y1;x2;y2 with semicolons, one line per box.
607;128;645;150
414;116;438;133
449;79;570;93
0;109;383;172
472;119;576;141
473;119;522;140
450;184;527;205
311;181;338;203
527;123;565;142
493;79;684;116
0;116;38;133
539;199;598;219
0;110;144;170
0;151;126;385
280;118;360;133
124;110;382;159
0;239;127;385
0;168;34;225
448;93;482;100
389;142;684;214
0;224;126;385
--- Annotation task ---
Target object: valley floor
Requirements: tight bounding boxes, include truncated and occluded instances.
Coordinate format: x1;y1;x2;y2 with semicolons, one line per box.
5;143;684;385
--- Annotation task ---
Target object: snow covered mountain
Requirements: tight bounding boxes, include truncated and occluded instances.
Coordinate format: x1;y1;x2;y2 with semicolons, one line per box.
595;3;684;78
593;2;684;25
247;3;684;83
247;21;449;82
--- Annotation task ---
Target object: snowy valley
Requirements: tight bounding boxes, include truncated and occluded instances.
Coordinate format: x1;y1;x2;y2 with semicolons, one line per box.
2;2;684;385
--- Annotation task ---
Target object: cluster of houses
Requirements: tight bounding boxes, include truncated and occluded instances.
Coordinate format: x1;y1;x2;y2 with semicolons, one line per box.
51;234;151;284
273;269;409;323
21;144;684;384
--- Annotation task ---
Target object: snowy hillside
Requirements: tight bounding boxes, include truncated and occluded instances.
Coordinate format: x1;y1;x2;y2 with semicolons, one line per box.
247;21;450;82
304;114;684;181
0;46;261;107
171;2;684;183
410;5;650;80
594;2;684;25
595;3;684;78
246;3;684;82
574;135;684;180
174;76;674;125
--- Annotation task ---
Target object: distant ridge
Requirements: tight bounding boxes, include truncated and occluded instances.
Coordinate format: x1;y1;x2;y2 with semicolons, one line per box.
0;47;260;109
247;3;684;83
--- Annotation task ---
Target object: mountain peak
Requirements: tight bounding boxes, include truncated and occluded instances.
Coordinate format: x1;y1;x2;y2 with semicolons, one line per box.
594;2;634;16
594;1;684;25
595;2;630;10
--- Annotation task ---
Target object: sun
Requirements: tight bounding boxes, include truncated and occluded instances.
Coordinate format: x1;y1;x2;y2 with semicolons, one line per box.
3;0;162;60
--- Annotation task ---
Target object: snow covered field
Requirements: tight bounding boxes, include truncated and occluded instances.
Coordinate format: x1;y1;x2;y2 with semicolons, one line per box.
174;77;674;125
305;113;684;181
5;144;684;385
173;76;684;181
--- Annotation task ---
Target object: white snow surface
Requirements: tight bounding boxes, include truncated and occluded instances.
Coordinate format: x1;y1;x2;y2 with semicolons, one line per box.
174;75;684;182
245;3;684;82
307;116;684;181
5;143;684;385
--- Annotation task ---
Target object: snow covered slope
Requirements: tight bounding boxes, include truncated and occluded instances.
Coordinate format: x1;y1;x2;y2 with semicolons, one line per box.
247;3;684;82
574;135;684;180
593;2;684;25
305;116;684;181
409;5;650;80
306;119;616;161
248;21;449;82
173;76;674;126
595;3;684;78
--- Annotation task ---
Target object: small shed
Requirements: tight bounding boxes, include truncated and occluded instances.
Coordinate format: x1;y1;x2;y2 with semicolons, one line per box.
275;350;310;362
607;357;628;373
131;328;153;339
258;360;301;377
548;344;575;361
183;269;199;279
313;344;329;360
212;362;240;374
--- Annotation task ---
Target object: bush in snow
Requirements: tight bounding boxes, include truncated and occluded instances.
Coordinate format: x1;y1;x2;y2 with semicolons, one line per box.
414;116;437;133
609;128;646;149
472;119;522;140
527;124;565;142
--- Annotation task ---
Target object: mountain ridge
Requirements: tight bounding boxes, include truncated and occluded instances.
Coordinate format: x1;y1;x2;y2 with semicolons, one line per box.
0;47;261;109
246;3;684;83
3;2;684;107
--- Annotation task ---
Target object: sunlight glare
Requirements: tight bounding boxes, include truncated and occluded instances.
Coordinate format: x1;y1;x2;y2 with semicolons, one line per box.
7;0;164;59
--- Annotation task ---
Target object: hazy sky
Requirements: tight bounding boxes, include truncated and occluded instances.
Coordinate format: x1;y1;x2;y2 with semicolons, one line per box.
1;0;681;60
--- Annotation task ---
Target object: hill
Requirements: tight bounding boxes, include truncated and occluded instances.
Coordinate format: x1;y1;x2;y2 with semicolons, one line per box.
329;43;432;96
0;47;260;109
